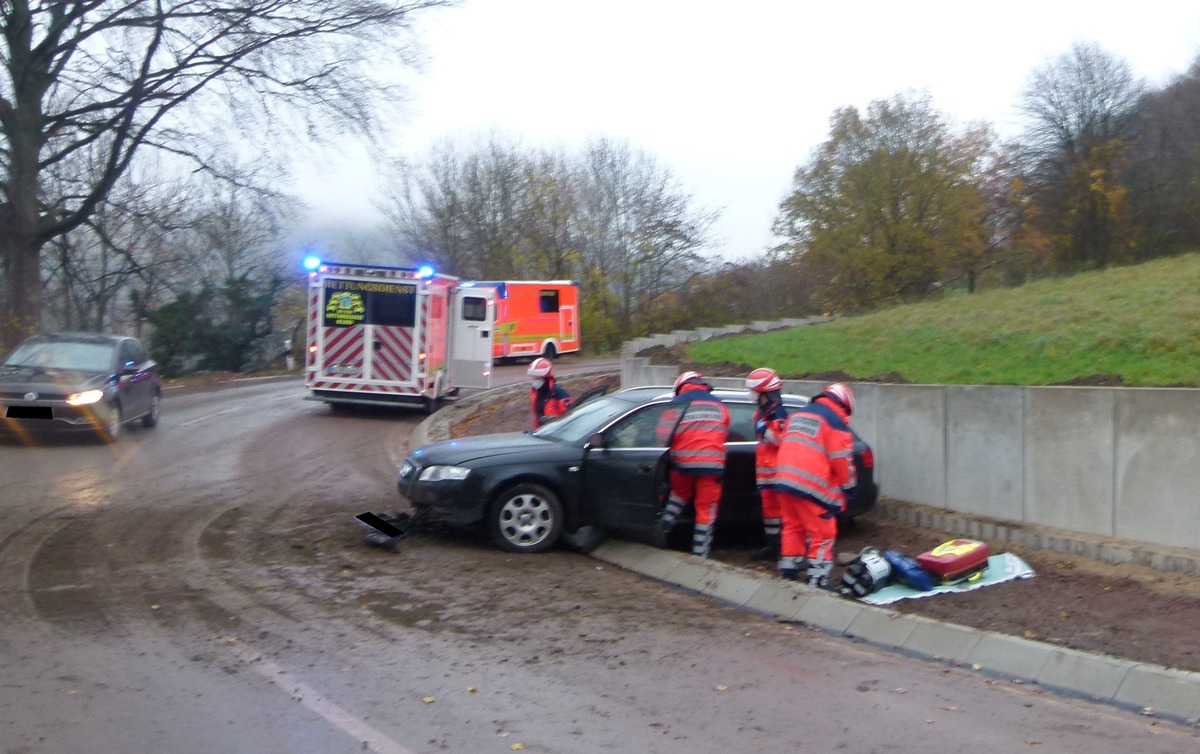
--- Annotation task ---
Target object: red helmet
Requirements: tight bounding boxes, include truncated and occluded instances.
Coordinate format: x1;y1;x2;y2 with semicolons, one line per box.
823;382;855;415
673;370;707;394
744;367;782;394
527;357;553;379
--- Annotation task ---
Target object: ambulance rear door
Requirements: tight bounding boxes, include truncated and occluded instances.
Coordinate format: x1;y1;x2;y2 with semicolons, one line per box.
449;286;495;389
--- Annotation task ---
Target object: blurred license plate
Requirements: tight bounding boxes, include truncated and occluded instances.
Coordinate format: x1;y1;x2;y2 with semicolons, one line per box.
6;406;52;419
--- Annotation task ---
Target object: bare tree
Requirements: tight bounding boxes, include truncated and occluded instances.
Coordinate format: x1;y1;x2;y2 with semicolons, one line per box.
1016;42;1145;269
1127;55;1200;256
0;0;453;350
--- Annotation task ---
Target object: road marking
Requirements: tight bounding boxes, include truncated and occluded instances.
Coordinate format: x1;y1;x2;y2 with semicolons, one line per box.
225;639;417;754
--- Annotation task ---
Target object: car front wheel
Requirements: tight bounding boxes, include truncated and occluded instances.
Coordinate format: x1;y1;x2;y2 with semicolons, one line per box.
142;391;161;428
488;483;563;554
101;401;123;443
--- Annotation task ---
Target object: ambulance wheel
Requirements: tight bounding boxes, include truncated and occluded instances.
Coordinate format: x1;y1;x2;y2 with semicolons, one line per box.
488;483;563;554
424;396;440;415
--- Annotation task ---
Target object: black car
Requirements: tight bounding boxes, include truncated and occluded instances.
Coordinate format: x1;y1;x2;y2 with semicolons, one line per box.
0;332;161;442
397;386;877;553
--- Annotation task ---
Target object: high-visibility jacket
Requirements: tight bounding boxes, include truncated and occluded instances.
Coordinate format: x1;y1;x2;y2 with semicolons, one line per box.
655;385;730;476
753;398;787;487
531;377;571;429
771;396;856;513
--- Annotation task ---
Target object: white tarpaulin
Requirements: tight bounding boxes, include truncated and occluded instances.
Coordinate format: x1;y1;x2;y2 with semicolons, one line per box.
859;553;1036;606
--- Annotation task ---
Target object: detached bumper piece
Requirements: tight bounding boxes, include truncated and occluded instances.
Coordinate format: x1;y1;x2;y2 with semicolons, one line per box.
355;512;409;551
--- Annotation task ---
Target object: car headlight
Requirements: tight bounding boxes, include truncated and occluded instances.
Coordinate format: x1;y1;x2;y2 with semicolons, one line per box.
66;389;105;406
418;465;471;482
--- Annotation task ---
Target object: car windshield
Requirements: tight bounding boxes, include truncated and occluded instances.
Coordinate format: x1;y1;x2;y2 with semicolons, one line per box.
4;340;113;372
532;394;640;443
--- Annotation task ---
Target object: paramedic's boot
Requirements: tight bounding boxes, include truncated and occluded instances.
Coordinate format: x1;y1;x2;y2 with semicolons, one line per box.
750;533;780;561
806;559;834;590
691;523;714;559
778;555;805;581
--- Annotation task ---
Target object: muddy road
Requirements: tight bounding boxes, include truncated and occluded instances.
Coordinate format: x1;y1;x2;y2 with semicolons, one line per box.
1;367;1195;753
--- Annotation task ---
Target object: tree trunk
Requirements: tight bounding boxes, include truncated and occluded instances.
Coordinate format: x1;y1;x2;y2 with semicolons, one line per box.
0;221;45;351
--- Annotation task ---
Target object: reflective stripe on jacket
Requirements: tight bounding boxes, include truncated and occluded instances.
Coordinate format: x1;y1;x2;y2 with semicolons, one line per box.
753;400;787;487
770;396;856;513
655;385;730;476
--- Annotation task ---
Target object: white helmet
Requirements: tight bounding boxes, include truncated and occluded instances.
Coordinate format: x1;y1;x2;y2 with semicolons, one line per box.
745;367;782;394
823;382;855;415
673;370;708;394
527;357;553;380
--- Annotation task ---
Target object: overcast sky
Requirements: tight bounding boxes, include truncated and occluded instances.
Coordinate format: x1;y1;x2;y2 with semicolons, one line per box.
292;1;1200;260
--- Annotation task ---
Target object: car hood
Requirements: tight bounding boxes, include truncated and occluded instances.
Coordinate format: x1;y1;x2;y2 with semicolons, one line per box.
0;365;110;393
407;432;570;467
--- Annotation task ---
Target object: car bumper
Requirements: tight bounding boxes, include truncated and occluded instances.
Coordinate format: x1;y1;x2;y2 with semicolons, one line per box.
1;402;115;434
396;473;487;527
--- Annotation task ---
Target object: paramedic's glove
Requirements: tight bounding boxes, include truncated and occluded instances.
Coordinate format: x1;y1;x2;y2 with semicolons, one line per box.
755;419;767;435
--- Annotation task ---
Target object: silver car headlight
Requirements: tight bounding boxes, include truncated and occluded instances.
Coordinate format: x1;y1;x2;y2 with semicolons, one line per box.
419;465;471;482
66;389;105;406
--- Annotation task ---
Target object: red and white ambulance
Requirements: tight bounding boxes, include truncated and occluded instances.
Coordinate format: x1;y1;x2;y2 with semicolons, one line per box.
304;259;496;411
463;280;580;361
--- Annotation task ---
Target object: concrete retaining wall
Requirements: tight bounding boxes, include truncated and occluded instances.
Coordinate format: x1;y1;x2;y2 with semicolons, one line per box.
620;321;1200;556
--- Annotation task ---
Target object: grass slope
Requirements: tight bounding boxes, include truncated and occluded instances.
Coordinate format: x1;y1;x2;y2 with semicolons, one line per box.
686;253;1200;387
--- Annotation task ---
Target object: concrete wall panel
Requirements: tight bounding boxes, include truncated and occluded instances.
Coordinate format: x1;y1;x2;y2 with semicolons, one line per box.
1024;388;1114;536
946;386;1024;520
876;385;946;507
1114;390;1200;549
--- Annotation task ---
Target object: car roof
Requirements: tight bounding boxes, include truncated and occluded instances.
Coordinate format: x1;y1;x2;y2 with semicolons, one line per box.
616;385;810;406
22;332;129;346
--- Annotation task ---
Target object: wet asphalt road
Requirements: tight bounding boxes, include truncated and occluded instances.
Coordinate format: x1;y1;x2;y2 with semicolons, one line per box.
0;363;1195;753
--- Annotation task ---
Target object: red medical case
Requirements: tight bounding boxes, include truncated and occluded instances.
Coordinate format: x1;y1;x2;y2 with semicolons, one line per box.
916;539;990;585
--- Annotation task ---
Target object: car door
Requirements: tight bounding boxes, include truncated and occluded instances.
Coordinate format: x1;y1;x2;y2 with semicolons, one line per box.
580;402;674;538
116;340;151;418
719;400;765;528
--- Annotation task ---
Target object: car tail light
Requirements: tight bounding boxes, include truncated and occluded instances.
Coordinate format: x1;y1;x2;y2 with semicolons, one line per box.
860;447;875;468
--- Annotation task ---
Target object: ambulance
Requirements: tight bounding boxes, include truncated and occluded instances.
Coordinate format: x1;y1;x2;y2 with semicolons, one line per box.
303;259;496;412
463;280;580;362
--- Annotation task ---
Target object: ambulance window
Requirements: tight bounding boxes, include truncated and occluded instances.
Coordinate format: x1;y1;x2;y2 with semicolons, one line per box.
539;289;560;313
370;287;417;327
462;296;488;322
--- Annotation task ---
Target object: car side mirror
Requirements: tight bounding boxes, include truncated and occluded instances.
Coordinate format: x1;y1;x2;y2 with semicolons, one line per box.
584;432;605;450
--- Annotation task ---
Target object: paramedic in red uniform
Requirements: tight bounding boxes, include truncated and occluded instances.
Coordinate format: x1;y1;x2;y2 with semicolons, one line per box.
772;382;857;587
527;357;571;429
655;372;731;559
745;368;788;561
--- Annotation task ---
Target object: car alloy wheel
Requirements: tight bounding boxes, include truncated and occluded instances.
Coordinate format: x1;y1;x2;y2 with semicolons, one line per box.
489;483;563;554
142;391;161;428
101;401;123;443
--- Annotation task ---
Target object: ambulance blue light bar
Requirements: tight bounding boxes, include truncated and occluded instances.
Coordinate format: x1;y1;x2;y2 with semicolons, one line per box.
302;255;322;271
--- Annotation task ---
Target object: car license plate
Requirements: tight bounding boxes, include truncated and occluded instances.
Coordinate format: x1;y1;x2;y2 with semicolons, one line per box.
6;406;52;419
